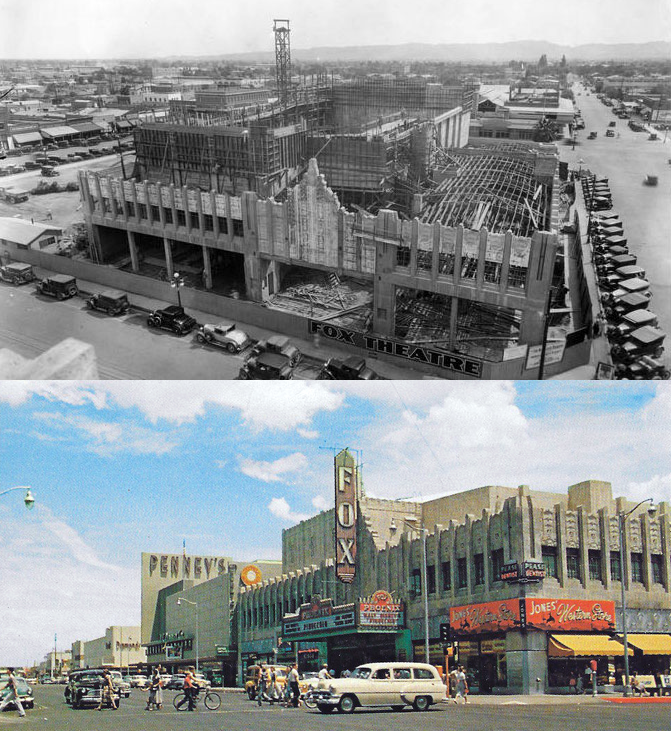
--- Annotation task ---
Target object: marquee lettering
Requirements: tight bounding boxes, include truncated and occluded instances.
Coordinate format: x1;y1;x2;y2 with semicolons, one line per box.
338;538;355;565
338;501;355;528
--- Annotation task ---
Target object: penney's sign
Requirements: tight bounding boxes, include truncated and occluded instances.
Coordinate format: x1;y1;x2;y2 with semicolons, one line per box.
147;553;228;581
309;321;483;378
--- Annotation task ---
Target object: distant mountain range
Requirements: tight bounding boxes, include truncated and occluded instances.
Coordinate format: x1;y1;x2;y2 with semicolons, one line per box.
185;40;671;63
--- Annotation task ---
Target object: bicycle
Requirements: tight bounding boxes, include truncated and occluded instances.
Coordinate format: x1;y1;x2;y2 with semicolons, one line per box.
173;687;221;711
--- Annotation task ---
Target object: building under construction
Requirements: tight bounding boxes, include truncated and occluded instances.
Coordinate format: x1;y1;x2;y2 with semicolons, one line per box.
75;21;588;379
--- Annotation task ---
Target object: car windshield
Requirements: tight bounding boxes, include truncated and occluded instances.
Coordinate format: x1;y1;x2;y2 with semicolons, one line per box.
350;667;372;679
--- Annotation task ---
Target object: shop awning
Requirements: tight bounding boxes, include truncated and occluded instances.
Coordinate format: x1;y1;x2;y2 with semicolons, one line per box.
622;634;671;655
548;634;632;657
12;131;43;145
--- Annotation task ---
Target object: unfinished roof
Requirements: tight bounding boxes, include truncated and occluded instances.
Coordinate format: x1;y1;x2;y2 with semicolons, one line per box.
420;148;551;237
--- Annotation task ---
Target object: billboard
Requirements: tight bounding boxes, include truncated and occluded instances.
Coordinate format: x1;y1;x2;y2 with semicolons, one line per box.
335;449;358;584
524;599;616;632
358;590;404;632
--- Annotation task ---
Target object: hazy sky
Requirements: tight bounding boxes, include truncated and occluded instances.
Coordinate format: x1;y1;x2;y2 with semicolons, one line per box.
1;0;670;59
1;381;670;665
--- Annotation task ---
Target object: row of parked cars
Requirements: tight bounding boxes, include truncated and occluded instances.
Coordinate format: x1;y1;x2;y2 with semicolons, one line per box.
0;265;382;379
581;175;669;380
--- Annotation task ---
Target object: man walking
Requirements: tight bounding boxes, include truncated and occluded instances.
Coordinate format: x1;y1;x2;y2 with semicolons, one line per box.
288;663;300;708
256;663;267;706
0;668;26;718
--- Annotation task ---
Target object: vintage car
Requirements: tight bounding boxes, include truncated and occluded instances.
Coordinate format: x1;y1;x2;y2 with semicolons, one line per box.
128;674;148;688
244;665;288;700
238;352;294;380
318;356;379;380
36;274;78;300
195;321;251;353
306;662;446;713
607;309;658;342
604;291;651;321
67;670;121;709
611;326;666;364
146;305;197;336
250;335;302;367
615;356;670;381
0;675;34;711
0;262;36;285
109;671;131;698
85;289;130;316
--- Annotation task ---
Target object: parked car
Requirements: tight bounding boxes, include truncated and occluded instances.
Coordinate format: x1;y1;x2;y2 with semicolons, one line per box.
0;675;34;711
147;305;197;336
611;326;666;364
86;289;130;316
40;165;59;177
305;662;446;714
193;674;211;689
238;352;294;380
166;674;186;690
318;355;379;380
36;274;78;300
195;321;251;353
608;121;616;127
608;309;658;342
109;672;131;698
0;262;36;285
23;160;41;170
615;356;670;381
128;674;148;688
605;129;615;137
250;335;302;367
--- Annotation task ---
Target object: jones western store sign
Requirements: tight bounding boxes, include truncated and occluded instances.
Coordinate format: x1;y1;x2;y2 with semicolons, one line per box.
309;321;483;378
450;599;616;635
282;593;405;639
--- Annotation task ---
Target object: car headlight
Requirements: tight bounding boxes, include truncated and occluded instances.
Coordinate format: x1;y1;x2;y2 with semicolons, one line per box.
328;685;336;694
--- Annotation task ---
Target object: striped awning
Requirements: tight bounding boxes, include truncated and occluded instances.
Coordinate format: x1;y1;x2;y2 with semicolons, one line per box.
549;634;632;657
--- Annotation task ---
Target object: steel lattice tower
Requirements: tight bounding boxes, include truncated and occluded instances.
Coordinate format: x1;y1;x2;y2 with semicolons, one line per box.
273;19;291;105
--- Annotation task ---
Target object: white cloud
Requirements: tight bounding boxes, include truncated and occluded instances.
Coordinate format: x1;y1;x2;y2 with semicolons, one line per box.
239;452;308;482
312;495;330;511
32;412;178;456
0;381;107;409
268;497;311;524
298;428;319;439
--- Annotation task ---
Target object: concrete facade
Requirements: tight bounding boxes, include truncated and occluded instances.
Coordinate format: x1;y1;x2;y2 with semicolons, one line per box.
238;478;671;694
75;626;145;670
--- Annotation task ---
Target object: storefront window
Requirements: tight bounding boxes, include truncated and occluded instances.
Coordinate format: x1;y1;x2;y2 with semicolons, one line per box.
542;546;558;578
610;551;622;582
588;550;602;582
457;558;468;589
566;548;581;580
410;569;421;597
442;561;451;591
631;553;643;583
651;555;663;584
474;554;485;586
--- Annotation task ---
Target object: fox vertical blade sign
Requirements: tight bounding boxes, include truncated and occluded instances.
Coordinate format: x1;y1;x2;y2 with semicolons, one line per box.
335;449;357;583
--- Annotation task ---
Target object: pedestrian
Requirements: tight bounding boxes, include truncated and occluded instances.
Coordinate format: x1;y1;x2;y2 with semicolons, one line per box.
288;663;300;708
569;674;577;693
97;668;117;710
267;666;280;702
143;669;161;710
454;665;468;704
256;663;267;706
155;666;164;709
0;668;26;717
576;672;584;694
449;669;458;701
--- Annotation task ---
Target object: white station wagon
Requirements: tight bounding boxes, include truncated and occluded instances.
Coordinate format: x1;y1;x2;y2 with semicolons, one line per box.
308;662;446;713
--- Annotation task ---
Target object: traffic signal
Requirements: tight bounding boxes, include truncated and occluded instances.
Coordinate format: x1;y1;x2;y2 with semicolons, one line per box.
439;623;450;643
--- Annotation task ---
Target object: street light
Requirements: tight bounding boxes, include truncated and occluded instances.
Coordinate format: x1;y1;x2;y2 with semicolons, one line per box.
176;598;199;673
0;486;35;510
619;498;655;696
171;272;185;308
402;518;430;664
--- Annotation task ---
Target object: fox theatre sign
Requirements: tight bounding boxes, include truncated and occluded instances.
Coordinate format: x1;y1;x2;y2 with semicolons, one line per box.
450;598;616;635
309;321;483;378
335;449;358;584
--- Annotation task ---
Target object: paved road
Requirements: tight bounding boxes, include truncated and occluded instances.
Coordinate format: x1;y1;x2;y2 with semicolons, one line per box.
2;685;668;731
560;82;671;367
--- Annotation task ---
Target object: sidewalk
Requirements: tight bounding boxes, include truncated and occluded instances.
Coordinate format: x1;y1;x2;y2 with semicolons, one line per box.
58;271;436;381
442;693;611;706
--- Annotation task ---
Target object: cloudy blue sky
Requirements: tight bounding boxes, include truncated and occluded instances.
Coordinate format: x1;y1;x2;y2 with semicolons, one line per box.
1;380;670;666
1;0;669;59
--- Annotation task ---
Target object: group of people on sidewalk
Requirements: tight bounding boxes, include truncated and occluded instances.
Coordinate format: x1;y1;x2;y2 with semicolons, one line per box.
255;662;303;707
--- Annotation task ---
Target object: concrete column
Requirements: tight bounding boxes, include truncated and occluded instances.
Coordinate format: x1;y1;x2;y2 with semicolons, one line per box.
409;219;418;277
130;181;141;224
600;507;611;590
157;183;166;227
94;175;105;217
641;513;653;592
431;224;440;285
144;181;153;225
506;630;548;694
211;191;220;239
500;231;512;293
448;295;459;350
202;245;212;289
170;185;178;231
578;507;590;588
475;227;487;287
127;230;139;273
163;237;174;279
482;509;491;588
183;186;192;233
454;225;463;286
196;189;205;237
555;504;568;587
120;178;129;224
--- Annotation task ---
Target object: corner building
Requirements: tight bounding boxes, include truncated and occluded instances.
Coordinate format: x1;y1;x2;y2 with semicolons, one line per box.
239;454;671;694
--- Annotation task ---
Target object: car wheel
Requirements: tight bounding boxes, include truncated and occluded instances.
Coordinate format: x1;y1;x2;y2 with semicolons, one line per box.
317;704;334;713
338;695;356;714
226;342;237;354
239;370;250;380
196;332;206;344
147;317;158;327
413;695;430;711
107;308;114;316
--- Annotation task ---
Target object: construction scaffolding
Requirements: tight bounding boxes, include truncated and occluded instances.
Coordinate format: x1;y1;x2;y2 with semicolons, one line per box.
421;147;552;236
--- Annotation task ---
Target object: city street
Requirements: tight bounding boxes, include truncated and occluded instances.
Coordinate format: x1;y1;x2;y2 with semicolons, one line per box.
560;81;671;366
2;686;669;731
